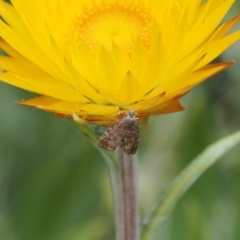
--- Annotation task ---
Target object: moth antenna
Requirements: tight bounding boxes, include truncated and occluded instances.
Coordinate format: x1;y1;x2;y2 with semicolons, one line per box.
110;93;164;116
110;94;130;111
134;92;166;112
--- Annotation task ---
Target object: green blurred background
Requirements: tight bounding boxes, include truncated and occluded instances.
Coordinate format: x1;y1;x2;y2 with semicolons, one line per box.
1;1;240;240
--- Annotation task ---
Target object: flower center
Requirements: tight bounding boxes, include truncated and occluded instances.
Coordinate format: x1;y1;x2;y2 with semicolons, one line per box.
72;2;153;52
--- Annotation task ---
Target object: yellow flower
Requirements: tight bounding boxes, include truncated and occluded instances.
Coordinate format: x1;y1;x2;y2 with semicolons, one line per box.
0;0;240;125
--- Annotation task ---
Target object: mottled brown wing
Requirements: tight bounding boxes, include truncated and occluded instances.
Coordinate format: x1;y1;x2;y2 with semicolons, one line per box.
98;119;126;151
120;120;139;154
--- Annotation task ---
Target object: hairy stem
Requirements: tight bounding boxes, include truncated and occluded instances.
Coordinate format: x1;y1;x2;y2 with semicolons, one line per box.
117;147;139;240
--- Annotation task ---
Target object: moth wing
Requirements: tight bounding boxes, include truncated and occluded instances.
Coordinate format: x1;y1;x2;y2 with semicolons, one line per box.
121;121;139;154
98;120;126;151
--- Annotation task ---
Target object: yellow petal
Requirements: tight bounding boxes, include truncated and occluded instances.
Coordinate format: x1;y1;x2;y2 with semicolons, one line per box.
114;71;143;104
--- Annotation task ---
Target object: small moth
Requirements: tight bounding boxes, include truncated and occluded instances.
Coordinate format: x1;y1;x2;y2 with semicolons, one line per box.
98;110;139;154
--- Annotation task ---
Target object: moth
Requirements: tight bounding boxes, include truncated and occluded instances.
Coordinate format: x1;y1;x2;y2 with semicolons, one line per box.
98;110;139;154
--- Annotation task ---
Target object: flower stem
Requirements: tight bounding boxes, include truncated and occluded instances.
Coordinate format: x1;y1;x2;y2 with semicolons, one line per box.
116;147;139;240
101;150;125;240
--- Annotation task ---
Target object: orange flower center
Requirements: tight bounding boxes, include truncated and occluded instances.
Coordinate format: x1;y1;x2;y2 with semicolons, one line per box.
70;2;153;52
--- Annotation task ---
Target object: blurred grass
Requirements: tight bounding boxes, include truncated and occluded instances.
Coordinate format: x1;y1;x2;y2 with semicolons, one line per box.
1;2;240;240
0;85;114;240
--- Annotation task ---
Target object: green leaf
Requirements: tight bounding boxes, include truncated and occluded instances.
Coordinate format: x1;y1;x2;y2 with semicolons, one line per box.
141;129;240;240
